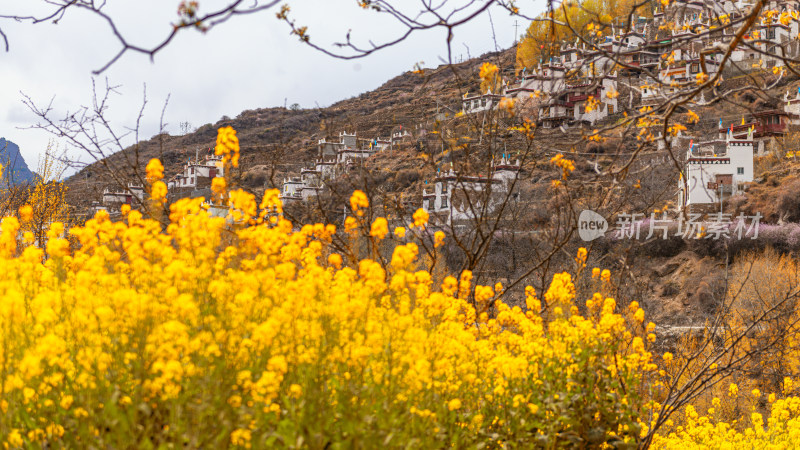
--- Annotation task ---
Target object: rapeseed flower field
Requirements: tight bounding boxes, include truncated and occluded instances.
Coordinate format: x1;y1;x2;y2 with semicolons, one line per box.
2;128;800;448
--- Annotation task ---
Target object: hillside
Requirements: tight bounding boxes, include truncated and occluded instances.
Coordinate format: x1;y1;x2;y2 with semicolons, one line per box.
59;45;800;328
64;48;517;207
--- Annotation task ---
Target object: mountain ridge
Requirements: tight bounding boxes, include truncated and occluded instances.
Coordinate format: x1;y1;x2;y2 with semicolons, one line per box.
0;137;36;186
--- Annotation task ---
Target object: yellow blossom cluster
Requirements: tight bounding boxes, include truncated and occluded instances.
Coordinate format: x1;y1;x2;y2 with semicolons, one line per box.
497;97;515;116
653;393;800;448
479;62;500;94
550;154;575;180
479;62;499;82
412;208;429;228
145;158;164;182
211;176;226;202
370;217;388;240
146;158;167;203
350;189;369;216
0;193;660;447
215;125;241;167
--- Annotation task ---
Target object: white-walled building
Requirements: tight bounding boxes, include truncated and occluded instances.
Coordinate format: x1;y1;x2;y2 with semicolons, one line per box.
422;156;521;225
641;47;722;105
501;57;621;128
391;130;412;143
281;130;393;204
89;201;107;216
167;153;225;190
361;137;391;152
462;90;504;114
279;176;304;202
506;64;567;104
680;129;754;208
102;182;145;207
784;90;800;124
314;131;385;181
299;167;323;200
536;75;620;128
280;167;325;203
99;151;226;209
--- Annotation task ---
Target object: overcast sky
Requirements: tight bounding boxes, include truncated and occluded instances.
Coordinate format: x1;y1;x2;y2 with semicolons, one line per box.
0;0;541;176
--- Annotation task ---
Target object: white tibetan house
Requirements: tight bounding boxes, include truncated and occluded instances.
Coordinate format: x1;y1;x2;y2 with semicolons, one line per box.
679;128;754;208
422;156;521;226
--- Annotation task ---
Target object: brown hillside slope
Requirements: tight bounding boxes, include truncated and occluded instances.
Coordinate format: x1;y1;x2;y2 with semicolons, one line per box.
64;48;516;210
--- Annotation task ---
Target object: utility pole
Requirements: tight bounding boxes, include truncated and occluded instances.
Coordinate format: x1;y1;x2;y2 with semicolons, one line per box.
513;20;520;44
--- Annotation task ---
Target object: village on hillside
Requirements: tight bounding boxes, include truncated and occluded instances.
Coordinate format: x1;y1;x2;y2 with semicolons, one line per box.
92;0;800;226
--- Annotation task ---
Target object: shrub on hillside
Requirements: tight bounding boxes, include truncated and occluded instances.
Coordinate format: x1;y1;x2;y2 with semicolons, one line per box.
394;168;421;188
777;179;800;222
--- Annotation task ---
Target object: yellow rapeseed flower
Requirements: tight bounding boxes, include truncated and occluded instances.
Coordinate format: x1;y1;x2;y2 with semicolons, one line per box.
327;253;342;269
60;395;73;410
18;204;33;222
350;190;369;215
146;158;164;182
370;217;388;240
215;126;240;168
434;231;445;248
412;208;429;228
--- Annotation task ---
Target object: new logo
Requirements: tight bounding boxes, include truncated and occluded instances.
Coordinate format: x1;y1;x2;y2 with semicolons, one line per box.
578;210;608;241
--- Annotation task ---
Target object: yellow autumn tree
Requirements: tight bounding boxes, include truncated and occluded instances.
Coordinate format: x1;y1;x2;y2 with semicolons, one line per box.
20;142;70;246
479;62;501;94
727;248;800;392
516;0;651;72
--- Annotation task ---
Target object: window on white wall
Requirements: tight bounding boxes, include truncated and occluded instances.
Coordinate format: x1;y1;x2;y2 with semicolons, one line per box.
737;167;744;175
